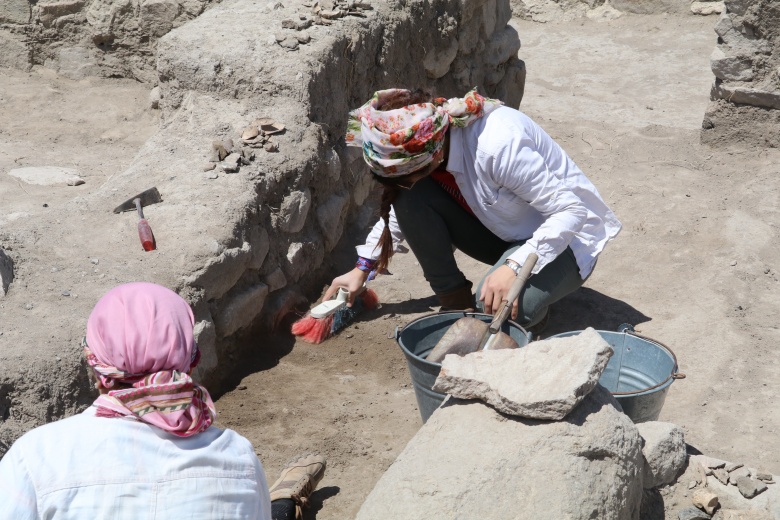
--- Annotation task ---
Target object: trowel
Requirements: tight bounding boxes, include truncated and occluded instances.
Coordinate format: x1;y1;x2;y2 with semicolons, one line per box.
113;187;162;251
426;253;538;363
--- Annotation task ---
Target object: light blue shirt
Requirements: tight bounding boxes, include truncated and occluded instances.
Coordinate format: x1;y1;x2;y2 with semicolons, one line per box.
0;406;272;519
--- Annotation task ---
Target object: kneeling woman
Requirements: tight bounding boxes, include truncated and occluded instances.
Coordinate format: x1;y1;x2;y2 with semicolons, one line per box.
324;89;621;331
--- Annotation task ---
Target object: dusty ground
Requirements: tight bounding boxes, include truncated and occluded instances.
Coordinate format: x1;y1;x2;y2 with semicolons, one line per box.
2;9;779;520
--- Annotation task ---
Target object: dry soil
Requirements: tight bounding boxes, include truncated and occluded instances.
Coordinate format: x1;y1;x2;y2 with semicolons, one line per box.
2;11;779;520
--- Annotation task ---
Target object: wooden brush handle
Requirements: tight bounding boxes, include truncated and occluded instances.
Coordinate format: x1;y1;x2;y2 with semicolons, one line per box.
489;253;538;334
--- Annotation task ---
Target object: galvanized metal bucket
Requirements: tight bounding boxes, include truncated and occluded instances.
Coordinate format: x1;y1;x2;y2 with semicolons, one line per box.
396;311;532;423
550;325;685;423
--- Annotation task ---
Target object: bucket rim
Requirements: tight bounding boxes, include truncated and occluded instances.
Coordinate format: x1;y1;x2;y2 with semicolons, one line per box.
550;328;683;397
396;311;529;369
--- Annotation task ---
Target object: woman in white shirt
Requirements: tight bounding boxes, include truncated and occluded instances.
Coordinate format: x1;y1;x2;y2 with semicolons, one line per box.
324;88;621;331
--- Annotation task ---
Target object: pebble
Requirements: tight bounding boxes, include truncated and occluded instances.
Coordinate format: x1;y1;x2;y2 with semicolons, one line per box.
238;385;248;390
51;267;58;272
207;172;219;180
755;472;773;481
90;258;99;265
24;303;34;310
202;163;216;171
730;260;737;266
688;480;697;489
678;506;711;520
62;290;70;297
725;462;743;472
264;142;279;152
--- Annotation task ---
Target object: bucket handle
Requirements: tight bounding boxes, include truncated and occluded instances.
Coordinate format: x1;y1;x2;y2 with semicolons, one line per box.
612;324;687;396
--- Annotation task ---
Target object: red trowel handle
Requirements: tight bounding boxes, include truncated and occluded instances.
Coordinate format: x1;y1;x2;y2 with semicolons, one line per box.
137;219;156;251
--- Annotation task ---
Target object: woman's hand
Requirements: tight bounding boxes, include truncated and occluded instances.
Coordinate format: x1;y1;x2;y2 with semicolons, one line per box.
479;265;521;320
323;268;370;307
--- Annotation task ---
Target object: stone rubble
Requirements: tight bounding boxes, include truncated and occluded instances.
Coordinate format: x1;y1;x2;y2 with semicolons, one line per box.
206;119;282;172
432;327;613;420
678;506;712;520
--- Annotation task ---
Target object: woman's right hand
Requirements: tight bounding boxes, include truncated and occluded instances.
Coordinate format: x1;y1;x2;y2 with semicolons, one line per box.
322;268;370;307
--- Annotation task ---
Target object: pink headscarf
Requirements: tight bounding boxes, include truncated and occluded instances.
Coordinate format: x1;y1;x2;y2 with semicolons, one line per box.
84;282;216;437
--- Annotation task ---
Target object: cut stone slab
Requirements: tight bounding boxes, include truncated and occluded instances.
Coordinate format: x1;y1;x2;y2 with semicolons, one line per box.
432;327;613;420
7;166;85;186
637;421;687;488
356;385;644;520
730;466;752;485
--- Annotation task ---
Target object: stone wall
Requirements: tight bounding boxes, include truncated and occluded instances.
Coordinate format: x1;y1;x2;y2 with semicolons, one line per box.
509;0;688;21
0;0;217;81
702;0;780;147
0;0;525;457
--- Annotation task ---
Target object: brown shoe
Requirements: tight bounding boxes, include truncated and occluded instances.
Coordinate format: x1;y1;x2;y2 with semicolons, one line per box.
268;453;326;519
437;281;475;311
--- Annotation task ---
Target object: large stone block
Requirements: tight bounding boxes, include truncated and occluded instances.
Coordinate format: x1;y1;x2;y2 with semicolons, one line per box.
140;0;181;37
357;385;644;520
711;47;754;82
213;283;269;337
192;317;218;377
316;193;348;250
433;327;613;420
38;0;85;27
636;421;686;488
277;189;311;233
185;242;252;300
712;83;780;110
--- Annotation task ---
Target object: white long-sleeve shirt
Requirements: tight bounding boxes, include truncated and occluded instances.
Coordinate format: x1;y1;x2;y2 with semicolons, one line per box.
0;406;272;520
356;106;621;279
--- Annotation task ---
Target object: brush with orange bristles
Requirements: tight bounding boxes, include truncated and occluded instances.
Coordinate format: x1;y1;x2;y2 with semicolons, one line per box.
291;285;379;344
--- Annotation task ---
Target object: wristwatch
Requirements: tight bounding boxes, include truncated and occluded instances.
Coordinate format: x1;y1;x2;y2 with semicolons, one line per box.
504;259;522;276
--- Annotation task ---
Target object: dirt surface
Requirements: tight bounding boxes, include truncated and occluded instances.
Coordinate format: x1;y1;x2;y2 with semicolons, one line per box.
2;10;779;520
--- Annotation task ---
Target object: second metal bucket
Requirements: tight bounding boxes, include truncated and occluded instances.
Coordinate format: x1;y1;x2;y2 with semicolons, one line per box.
396;311;532;423
550;325;684;423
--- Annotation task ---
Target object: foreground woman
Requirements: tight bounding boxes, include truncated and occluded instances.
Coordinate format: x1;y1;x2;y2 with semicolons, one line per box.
324;88;621;331
0;282;324;520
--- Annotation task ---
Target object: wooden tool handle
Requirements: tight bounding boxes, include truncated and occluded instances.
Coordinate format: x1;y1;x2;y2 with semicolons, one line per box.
489;253;539;333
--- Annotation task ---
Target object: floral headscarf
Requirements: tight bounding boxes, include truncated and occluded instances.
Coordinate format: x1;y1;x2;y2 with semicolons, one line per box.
345;88;503;178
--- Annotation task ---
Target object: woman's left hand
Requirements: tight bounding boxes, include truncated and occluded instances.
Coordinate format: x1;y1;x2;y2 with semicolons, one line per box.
479;265;521;320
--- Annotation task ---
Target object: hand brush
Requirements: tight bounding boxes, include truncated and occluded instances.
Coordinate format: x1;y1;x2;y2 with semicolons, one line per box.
291;285;379;344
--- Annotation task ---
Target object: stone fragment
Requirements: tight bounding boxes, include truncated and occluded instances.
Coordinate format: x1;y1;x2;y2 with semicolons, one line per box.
714;468;730;485
678;507;711;520
0;250;14;296
356;386;643;520
220;152;241;173
184;242;251;300
713;83;780;110
695;456;727;470
316;193;348;249
690;1;723;15
432;328;613;420
264;142;279;152
728;466;750;485
202;163;216;171
736;477;767;499
214;283;269;337
689;480;697;490
1;0;31;24
8;166;85;186
248;227;269;270
725;462;744;473
277;36;299;50
755;472;772;482
692;489;718;515
192;318;218;376
637;421;687;489
281;18;298;28
296;31;311;43
212;140;229;161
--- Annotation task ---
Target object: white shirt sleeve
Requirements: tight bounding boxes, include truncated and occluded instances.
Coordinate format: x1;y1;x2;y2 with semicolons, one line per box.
488;135;588;274
355;207;405;261
0;444;39;520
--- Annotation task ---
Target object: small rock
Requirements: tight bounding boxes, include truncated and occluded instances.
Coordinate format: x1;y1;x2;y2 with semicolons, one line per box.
725;462;744;472
281;18;298;28
207;172;219;180
90;258;99;265
212;140;229;161
241;126;259;140
728;466;750;485
238;385;248;390
277;36;299;50
220;152;241;173
678;506;711;520
202;163;216;171
296;31;311;43
698;456;727;470
0;249;13;296
149;86;162;109
264;142;279;152
713;468;729;485
736;476;767;499
730;260;737;266
688;480;697;490
24;303;34;310
755;472;772;481
62;290;70;297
